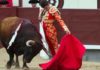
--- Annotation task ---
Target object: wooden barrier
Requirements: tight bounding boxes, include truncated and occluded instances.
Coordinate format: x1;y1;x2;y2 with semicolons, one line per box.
0;7;100;45
0;7;16;20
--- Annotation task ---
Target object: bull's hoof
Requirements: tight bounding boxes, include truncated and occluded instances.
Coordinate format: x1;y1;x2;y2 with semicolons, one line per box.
6;62;12;69
22;66;29;70
12;60;16;66
6;65;11;69
15;64;20;69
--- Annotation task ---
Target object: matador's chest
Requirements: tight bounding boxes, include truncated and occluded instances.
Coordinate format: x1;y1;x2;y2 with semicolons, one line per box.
42;12;55;20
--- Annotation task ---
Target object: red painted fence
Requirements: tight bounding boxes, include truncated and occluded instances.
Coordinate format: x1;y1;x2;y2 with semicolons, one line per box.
0;7;100;45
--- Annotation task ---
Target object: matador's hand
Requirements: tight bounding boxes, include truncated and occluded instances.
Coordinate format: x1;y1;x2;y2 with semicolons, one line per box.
63;26;71;34
65;29;71;34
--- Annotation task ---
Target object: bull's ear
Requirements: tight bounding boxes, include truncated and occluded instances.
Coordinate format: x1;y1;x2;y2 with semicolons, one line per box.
26;40;35;47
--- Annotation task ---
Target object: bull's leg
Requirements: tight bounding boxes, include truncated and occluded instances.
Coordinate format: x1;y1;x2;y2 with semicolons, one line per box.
6;52;14;69
15;54;20;68
22;57;29;69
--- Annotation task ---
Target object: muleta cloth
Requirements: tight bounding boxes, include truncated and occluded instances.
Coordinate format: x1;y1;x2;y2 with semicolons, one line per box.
39;34;86;70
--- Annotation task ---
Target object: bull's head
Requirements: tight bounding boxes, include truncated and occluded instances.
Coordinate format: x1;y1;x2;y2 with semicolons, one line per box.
23;40;42;63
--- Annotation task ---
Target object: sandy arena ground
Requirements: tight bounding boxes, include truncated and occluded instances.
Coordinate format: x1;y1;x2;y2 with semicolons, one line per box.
0;48;100;70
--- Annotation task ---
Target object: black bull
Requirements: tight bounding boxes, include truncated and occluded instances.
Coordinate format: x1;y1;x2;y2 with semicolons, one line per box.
0;17;48;69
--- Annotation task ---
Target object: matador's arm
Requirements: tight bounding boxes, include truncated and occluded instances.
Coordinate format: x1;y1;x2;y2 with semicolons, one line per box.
49;6;71;34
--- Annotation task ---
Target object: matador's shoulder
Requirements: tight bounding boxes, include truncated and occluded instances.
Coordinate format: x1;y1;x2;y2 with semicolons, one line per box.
49;6;59;14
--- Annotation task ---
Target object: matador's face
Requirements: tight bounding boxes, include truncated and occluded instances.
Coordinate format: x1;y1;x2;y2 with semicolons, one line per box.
44;4;50;11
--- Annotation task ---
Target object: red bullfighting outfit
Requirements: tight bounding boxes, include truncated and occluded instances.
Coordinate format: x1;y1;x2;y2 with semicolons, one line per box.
41;5;68;56
39;34;86;70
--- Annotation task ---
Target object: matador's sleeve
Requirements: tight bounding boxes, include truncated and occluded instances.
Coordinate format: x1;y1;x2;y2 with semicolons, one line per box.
49;6;69;31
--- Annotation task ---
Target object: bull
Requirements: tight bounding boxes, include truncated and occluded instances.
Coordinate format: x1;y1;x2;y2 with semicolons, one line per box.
0;16;47;69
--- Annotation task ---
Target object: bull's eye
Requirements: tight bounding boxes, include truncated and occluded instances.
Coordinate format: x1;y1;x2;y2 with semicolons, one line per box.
26;40;35;47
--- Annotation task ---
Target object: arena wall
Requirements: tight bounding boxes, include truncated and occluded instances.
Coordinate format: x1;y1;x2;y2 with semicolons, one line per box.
0;7;100;44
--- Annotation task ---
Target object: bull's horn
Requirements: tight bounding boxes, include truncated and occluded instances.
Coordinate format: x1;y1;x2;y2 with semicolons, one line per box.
26;40;35;47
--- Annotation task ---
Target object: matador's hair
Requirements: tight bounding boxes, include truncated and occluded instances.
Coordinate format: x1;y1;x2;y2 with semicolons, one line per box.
29;0;40;4
39;0;49;8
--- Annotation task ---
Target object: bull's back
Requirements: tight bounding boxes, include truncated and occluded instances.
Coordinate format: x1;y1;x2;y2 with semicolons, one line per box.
0;16;20;39
16;19;42;44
